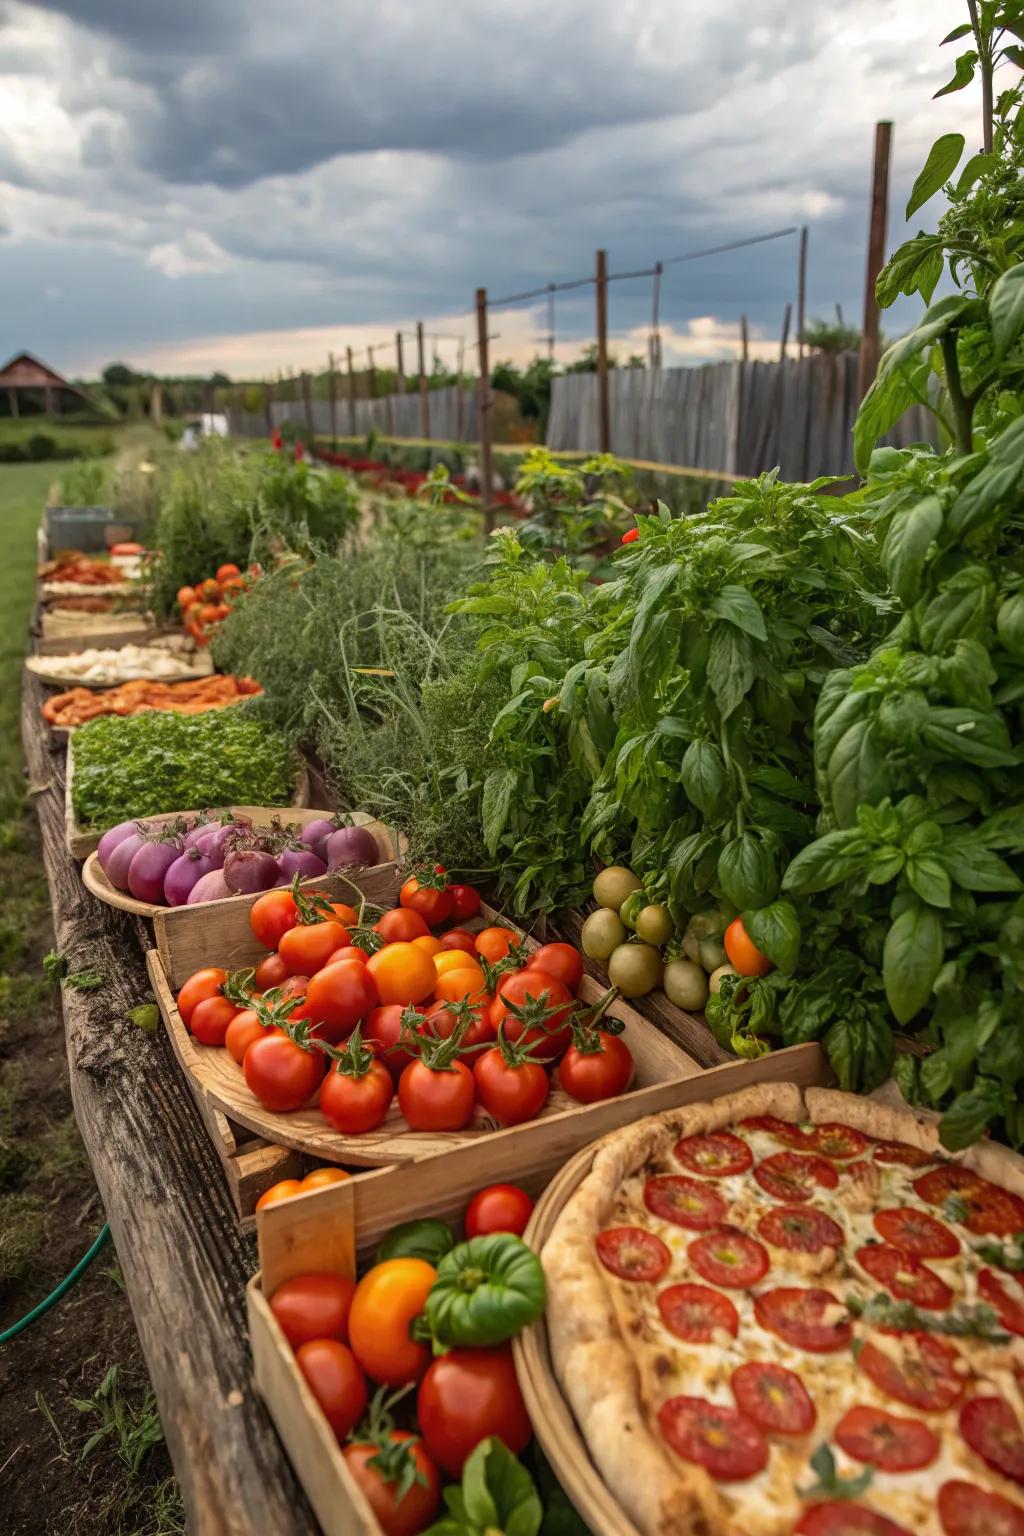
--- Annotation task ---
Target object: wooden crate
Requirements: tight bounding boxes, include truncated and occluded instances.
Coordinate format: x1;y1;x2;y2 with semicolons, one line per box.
247;1045;830;1536
148;871;703;1169
37;614;168;656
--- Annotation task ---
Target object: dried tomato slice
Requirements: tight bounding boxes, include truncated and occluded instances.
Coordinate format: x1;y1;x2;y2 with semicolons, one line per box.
754;1287;851;1352
857;1332;964;1412
938;1480;1024;1536
960;1396;1024;1484
674;1131;752;1178
657;1394;767;1482
914;1166;1024;1237
802;1122;869;1159
644;1175;726;1231
979;1268;1024;1338
595;1226;671;1282
834;1404;939;1471
855;1244;953;1311
754;1151;840;1203
873;1207;960;1259
757;1205;844;1253
795;1504;914;1536
657;1282;738;1343
731;1361;816;1435
688;1227;769;1289
873;1140;934;1168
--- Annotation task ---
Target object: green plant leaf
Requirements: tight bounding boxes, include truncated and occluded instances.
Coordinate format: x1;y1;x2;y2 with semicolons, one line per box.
828;720;888;829
940;22;972;43
944;416;1024;543
744;900;801;973
707;622;754;720
905;854;952;908
906;133;965;216
481;768;517;857
876;235;945;308
940;1079;1008;1151
680;739;728;817
825;1012;894;1093
708;584;768;641
939;835;1023;892
990;263;1024;358
783;830;871;894
883;902;944;1024
934;49;978;98
881;495;941;604
718;832;778;909
955;151;997;196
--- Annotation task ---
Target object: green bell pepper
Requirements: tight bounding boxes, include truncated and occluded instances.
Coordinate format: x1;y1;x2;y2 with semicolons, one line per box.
376;1218;456;1267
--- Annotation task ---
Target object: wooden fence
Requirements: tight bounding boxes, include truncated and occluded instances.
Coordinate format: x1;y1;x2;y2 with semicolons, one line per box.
230;384;478;445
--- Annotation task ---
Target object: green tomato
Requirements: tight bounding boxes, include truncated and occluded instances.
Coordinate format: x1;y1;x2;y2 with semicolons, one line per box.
581;908;627;960
607;943;663;997
709;963;740;995
619;890;647;930
593;865;642;911
663;959;709;1011
424;1233;547;1347
376;1218;456;1267
635;904;675;947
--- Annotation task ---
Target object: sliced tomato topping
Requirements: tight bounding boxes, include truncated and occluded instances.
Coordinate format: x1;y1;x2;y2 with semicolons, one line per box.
802;1122;869;1159
595;1226;671;1282
834;1404;939;1472
914;1166;1024;1237
644;1174;726;1231
960;1396;1024;1484
657;1394;767;1482
688;1227;769;1289
657;1282;738;1343
855;1244;953;1310
979;1268;1024;1338
873;1140;935;1168
938;1479;1024;1536
731;1361;816;1435
674;1131;752;1178
795;1503;914;1536
753;1287;851;1352
873;1207;959;1259
857;1331;964;1412
757;1204;844;1253
754;1151;839;1203
739;1114;808;1146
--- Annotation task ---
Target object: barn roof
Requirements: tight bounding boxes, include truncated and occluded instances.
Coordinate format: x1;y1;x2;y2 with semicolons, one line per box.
0;351;92;401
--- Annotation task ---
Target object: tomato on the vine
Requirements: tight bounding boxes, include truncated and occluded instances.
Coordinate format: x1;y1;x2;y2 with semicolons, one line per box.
177;967;228;1026
422;1001;495;1052
474;1040;550;1126
270;1271;356;1348
417;1346;531;1477
365;1005;419;1080
374;908;430;943
724;917;774;977
243;1030;325;1111
400;868;453;927
474;927;520;963
493;970;575;1058
367;943;436;1007
560;1030;634;1103
250;889;299;950
343;1433;441;1536
398;1058;476;1132
321;1057;393;1134
439;929;478;956
279;920;350;976
189;993;239;1046
305;959;378;1041
225;1007;266;1063
448;884;481;921
529;943;584;992
348;1259;436;1385
254;951;290;991
434;966;488;1005
296;1339;367;1441
465;1184;534;1238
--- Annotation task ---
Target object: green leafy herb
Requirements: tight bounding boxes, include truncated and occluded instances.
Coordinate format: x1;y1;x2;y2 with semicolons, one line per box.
425;1438;542;1536
797;1444;874;1502
846;1291;1008;1342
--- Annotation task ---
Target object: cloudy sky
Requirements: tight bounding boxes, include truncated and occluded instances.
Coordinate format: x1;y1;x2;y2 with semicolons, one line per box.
0;0;982;378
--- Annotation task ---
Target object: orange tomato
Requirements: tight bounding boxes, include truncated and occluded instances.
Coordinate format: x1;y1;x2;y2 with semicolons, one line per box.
434;950;480;980
348;1259;436;1385
412;935;445;958
216;562;242;583
299;1167;351;1192
367;943;436;1006
176;966;228;1026
434;967;489;1005
723;917;774;977
177;584;197;610
474;927;520;963
375;908;430;943
256;1179;305;1211
199;577;221;601
198;603;221;626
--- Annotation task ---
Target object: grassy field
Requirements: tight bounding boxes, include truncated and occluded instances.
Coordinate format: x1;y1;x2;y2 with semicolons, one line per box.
0;461;183;1534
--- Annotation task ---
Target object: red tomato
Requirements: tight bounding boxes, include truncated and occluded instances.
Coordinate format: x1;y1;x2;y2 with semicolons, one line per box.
644;1175;726;1231
439;928;478;955
189;994;238;1046
295;1339;367;1441
801;1121;869;1159
937;1481;1024;1536
731;1362;816;1436
343;1434;441;1536
674;1132;752;1178
304;960;379;1042
857;1332;964;1412
855;1245;952;1311
278;920;349;976
754;1151;839;1202
658;1283;739;1342
422;1002;495;1052
374;908;430;943
216;562;241;583
873;1207;960;1259
834;1404;939;1472
688;1229;769;1288
177;967;228;1026
365;1005;418;1081
595;1226;671;1281
417;1346;531;1478
254;951;290;991
559;1032;633;1103
243;1031;325;1111
327;942;365;965
400;871;454;927
269;1272;356;1349
723;916;774;977
492;970;574;1058
474;927;520;963
795;1505;913;1536
448;885;481;922
620;527;639;544
914;1165;1024;1237
473;1049;549;1126
250;889;298;950
225;1008;266;1064
320;1059;393;1134
754;1287;852;1353
657;1395;766;1482
465;1185;533;1239
529;943;583;992
398;1059;476;1132
348;1259;436;1385
756;1205;844;1253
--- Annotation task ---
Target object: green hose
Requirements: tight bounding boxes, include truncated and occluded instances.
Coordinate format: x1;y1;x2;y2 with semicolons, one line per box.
0;1222;111;1344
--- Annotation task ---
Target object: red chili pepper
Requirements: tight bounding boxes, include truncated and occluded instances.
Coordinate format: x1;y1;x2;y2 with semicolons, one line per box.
621;527;639;544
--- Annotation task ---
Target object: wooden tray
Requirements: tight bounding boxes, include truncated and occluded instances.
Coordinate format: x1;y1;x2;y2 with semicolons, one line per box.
147;871;703;1168
246;1046;829;1536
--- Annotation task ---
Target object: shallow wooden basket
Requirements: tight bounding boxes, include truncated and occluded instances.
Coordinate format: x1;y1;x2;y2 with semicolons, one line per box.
147;868;706;1172
247;1048;829;1536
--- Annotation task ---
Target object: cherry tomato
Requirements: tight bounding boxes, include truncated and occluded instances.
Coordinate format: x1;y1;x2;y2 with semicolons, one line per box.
465;1184;534;1238
250;889;299;950
448;885;481;921
474;1049;549;1126
365;1005;418;1081
422;1002;495;1051
269;1272;356;1348
493;970;574;1058
400;872;454;927
299;1167;351;1192
367;943;436;1006
723;917;774;977
417;1346;531;1477
375;908;430;943
529;942;584;992
243;1031;325;1111
176;585;197;610
189;993;239;1046
348;1259;436;1385
343;1435;441;1536
254;951;290;991
320;1058;394;1134
398;1059;476;1131
474;928;520;963
216;562;241;583
296;1339;367;1441
620;527;639;545
279;921;350;976
177;967;228;1026
559;1032;634;1103
439;929;478;955
304;960;379;1042
225;1008;267;1064
256;1178;304;1212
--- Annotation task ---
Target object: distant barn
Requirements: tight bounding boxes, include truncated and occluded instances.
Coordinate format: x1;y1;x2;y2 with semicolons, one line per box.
0;352;95;416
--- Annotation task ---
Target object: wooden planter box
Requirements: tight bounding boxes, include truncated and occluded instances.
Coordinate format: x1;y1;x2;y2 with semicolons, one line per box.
247;1045;829;1536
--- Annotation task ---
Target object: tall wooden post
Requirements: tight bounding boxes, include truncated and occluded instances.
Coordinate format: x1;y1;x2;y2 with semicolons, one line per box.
797;226;808;357
649;261;663;369
367;346;377;402
858;121;893;400
346;346;357;435
779;304;792;361
596;249;611;452
456;336;466;442
396;332;405;392
302;371;314;438
740;315;749;362
263;378;274;435
417;321;430;439
327;353;337;447
547;284;556;363
476;289;495;533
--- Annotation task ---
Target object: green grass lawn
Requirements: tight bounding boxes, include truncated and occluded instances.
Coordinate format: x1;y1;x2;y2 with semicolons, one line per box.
0;464;56;813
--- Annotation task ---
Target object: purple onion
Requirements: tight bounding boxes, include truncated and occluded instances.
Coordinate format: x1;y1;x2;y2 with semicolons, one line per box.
223;846;279;894
183;819;212;849
106;832;146;891
164;849;216;907
278;846;328;882
325;825;380;870
97;820;142;872
187;869;232;904
298;818;336;859
128;839;183;904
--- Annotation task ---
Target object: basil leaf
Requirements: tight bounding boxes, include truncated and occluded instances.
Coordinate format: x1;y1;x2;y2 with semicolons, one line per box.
881;495;941;604
940;1079;1008;1152
825;1013;894;1093
744;900;801;974
940;834;1023;892
708;584;768;641
990;262;1024;358
883;902;944;1024
718;832;778;909
680;739;728;817
448;1440;543;1536
482;768;517;857
707;622;754;720
827;720;889;829
905;132;965;216
905;854;952;908
783;830;871;894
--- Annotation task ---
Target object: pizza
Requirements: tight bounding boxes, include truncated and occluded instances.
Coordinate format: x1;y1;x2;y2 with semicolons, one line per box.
542;1081;1024;1536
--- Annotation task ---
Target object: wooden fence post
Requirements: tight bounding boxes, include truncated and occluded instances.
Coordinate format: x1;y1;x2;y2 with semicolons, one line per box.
649;262;663;369
396;332;405;393
797;225;808;357
858;120;893;401
456;336;466;442
779;304;792;361
346;346;357;435
596;248;610;453
302;371;314;438
740;315;749;362
476;288;495;533
417;321;430;439
328;353;337;447
263;378;274;435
